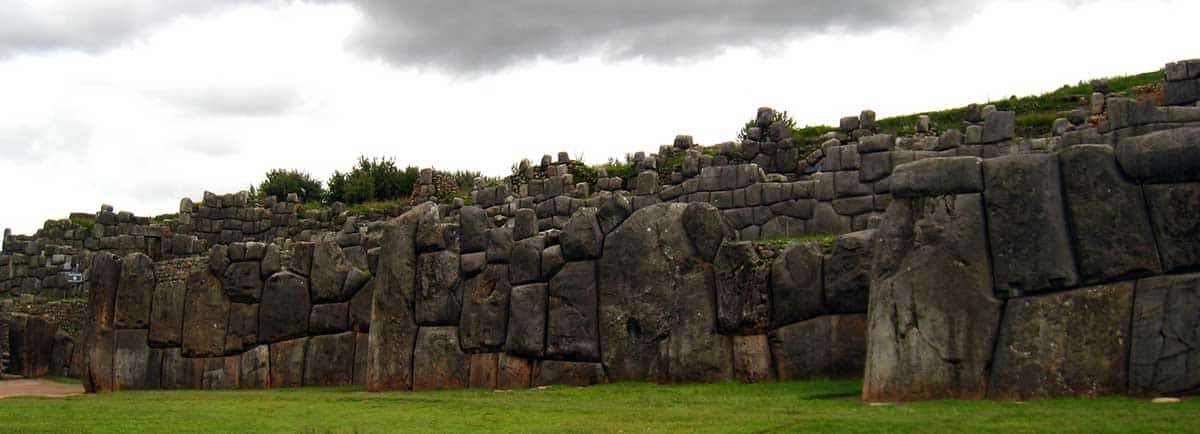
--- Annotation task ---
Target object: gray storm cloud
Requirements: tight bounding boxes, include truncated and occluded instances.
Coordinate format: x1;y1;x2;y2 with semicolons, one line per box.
1;0;999;73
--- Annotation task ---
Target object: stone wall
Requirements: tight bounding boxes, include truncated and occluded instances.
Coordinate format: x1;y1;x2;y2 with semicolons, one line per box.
864;129;1200;401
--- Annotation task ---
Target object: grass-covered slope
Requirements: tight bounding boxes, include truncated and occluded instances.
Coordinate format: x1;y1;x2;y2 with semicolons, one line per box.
0;380;1195;433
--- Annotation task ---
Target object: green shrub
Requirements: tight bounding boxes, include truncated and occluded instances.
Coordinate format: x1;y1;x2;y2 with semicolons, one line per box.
325;157;421;205
258;169;325;203
69;215;95;229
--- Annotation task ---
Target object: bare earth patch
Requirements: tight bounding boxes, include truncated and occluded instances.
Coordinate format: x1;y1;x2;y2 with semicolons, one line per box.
0;379;84;399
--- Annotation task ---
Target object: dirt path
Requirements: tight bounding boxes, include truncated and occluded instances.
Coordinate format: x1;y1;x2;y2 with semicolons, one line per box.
0;379;85;399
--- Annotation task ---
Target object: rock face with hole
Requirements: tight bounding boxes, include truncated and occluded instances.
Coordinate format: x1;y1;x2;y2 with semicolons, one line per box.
863;193;1002;402
598;203;733;383
771;314;866;381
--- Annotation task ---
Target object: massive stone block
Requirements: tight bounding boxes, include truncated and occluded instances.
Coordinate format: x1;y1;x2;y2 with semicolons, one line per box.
304;332;355;387
770;242;823;327
113;329;154;390
983;154;1078;297
1130;273;1200;396
269;337;308;388
225;302;259;353
497;354;534;390
459;264;511;352
714;242;770;335
240;345;270;389
349;282;373;332
1144;183;1200;273
368;203;429;391
181;270;230;358
416;250;462;325
114;253;155;329
988;282;1133;400
148;279;186;348
1059;145;1162;284
532;360;607;387
770;314;866;381
864;194;1002;402
890;156;983;198
546;261;600;361
222;261;263;303
459;206;490;253
1115;127;1200;184
310;240;351;303
84;252;120;392
599;203;733;384
504;283;546;358
161;348;201;390
509;236;544;285
354;333;369;386
259;271;311;344
682;202;734;263
308;302;349;334
561;208;604;260
412;327;469;391
822;230;874;314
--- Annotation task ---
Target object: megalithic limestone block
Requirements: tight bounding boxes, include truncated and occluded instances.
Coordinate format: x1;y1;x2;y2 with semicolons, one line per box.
84;252;121;393
863;193;1001;402
181;270;230;358
368;203;433;391
412;326;469;391
599;203;733;384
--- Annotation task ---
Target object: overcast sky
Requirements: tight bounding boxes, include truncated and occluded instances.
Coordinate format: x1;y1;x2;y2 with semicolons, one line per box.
1;0;1197;233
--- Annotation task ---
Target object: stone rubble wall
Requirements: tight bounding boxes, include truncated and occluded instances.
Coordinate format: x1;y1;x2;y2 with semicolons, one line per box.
864;128;1200;401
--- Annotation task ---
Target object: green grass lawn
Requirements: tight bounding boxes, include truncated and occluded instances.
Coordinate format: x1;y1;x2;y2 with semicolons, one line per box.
0;380;1195;433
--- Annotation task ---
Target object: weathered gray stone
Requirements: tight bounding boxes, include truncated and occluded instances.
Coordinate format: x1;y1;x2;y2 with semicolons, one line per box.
288;242;314;277
770;242;823;327
459;264;511;352
1130;273;1200;396
310;241;351;303
599;204;732;383
547;261;600;361
983;154;1078;297
208;245;230;275
181;270;230;358
771;314;867;381
1059;145;1162;284
505;283;546;358
1144;183;1200;273
224;302;259;353
413;326;469;390
83;252;120;392
988;282;1133;400
769;200;815;220
682;202;733;263
532;360;607;387
459;206;490;253
486;227;513;264
561;208;603;261
714;242;770;335
113;329;155;390
259;271;310;344
981;110;1015;143
368;204;428;391
415;250;461;326
1115;127;1200;184
596;194;633;234
309;302;349;334
509;236;544;285
831;196;874;216
732;335;773;383
354;333;369;385
860;151;893;182
540;245;565;280
222;261;263;303
859;134;895;153
261;244;281;278
808;202;851;235
497;354;533;390
468;353;499;389
823;231;874;314
304;332;355;387
114;253;155;329
513;208;537;241
349;282;373;332
460;251;486;276
891;157;983;198
864;194;1002;402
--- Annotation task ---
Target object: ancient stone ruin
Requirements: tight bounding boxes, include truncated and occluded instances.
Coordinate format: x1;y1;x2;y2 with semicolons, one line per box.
4;58;1200;400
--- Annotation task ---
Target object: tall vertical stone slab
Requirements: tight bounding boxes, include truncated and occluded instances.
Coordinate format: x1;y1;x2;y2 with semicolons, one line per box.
368;203;430;391
240;345;270;389
84;252;121;392
114;253;155;329
459;264;511;352
983;154;1078;297
113;329;154;390
1059;145;1162;284
148;279;186;348
469;353;500;389
412;326;469;391
225;302;259;354
181;270;230;358
546;261;600;361
733;335;773;383
353;333;369;386
988;283;1133;400
269;337;308;388
304;332;355;387
599;203;733;384
415;250;462;326
504;283;546;358
1130;273;1200;396
864;193;1001;402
